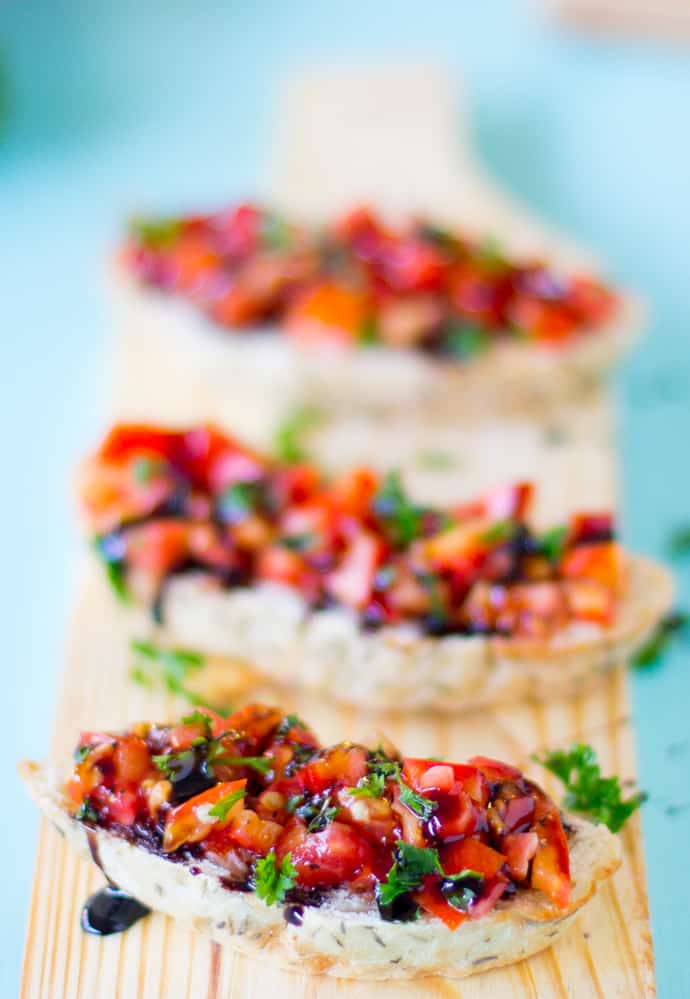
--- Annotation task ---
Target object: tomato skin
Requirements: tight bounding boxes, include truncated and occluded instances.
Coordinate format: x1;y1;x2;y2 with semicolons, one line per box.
163;780;246;852
440;838;506;879
296;745;368;796
502;831;539;881
277;819;374;888
98;426;178;464
326;532;384;610
561;541;622;592
414;876;468;930
257;545;309;588
106;790;139;827
530;798;571;908
286;281;369;345
113;737;152;786
467;757;524;783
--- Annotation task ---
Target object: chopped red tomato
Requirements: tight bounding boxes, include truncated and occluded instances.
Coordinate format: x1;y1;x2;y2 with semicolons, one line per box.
440;838;506;879
561;541;622;592
296;745;368;795
414;876;468;930
163;780;246;852
277;819;374;888
326;532;384;610
286;281;369;345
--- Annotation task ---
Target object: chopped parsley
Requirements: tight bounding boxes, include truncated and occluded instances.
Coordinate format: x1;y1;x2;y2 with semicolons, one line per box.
279;533;314;552
444;323;490;360
373;471;427;547
208;787;245;821
305;796;338;833
442;869;484;912
132;456;163;485
254;851;298;906
632;612;689;669
260;211;291;250
92;535;129;603
130;215;183;249
129;639;224;712
208;753;273;775
285;793;304;814
397;782;437;821
73;745;93;764
539;524;568;563
273;406;323;464
180;710;213;737
349;772;386;798
377;841;442;907
75;799;99;823
533;743;646;832
480;519;516;546
216;481;258;522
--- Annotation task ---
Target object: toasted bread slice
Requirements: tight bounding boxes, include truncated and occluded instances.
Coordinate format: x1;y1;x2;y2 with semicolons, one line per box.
20;760;621;981
128;554;672;713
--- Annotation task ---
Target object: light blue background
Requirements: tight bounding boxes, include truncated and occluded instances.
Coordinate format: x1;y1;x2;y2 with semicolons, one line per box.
2;3;689;996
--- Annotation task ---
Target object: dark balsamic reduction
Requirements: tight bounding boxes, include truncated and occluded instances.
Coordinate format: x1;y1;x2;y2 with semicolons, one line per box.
284;905;304;926
82;886;150;936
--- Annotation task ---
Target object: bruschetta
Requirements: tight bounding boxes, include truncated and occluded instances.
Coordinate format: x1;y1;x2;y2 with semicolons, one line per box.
81;424;673;712
113;204;641;440
20;704;621;980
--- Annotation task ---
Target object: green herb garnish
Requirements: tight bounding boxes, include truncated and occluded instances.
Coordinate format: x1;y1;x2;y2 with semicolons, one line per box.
398;782;437;821
260;212;291;250
285;793;304;813
132;456;164;485
209;754;273;775
348;772;387;798
305;796;338;833
480;519;516;546
277;713;307;737
533;743;646;832
208;787;246;821
442;869;484;912
359;316;379;345
75;799;99;823
539;525;568;563
632;612;689;669
444;324;490;360
181;710;213;737
377;841;442;907
216;481;260;523
93;536;129;603
130;215;183;249
279;533;315;552
273;406;324;464
254;851;298;906
130;639;223;711
373;471;427;547
73;745;93;764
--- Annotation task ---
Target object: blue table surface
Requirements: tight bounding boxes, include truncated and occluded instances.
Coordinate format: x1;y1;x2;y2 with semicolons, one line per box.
2;2;689;995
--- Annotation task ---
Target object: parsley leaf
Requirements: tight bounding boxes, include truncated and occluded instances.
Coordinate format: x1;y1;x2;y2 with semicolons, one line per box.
73;745;93;764
305;796;338;832
254;851;298;906
209;754;273;775
397;782;437;821
632;612;689;669
373;471;426;547
273;406;323;464
533;743;646;832
129;639;225;712
208;788;245;821
444;323;490;360
539;524;568;563
480;519;516;546
349;772;386;798
75;799;99;822
129;215;183;249
377;841;442;907
279;533;315;552
92;535;129;603
216;481;261;523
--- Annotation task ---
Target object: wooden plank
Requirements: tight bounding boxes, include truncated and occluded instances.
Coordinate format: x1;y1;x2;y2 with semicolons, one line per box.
21;69;655;996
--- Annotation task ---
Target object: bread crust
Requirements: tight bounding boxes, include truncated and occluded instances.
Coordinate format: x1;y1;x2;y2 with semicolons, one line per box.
20;760;621;981
126;555;673;713
112;273;643;435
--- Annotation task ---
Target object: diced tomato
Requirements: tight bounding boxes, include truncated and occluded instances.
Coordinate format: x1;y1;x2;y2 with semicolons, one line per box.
530;799;570;908
568;277;616;326
467;757;524;783
326;532;384;610
564;579;616;626
500;795;536;834
277;819;374;888
286;281;369;345
296;745;368;795
329;467;379;518
98;426;177;464
106;790;139;827
181;426;265;493
417;764;455;793
337;789;398;846
113;737;152;786
569;513;614;545
272;465;321;505
508;297;577;345
561;541;622;592
168;237;220;290
257;545;309;588
225;808;283;853
220;704;285;746
440;838;506;879
380;239;446;294
502;831;539;881
414;876;468;930
402;759;488;805
468;877;508;919
163;780;246;852
123;520;190;576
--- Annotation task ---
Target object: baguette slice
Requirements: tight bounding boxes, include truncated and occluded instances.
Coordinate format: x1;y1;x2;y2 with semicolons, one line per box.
20;760;621;981
113;274;642;445
133;554;673;713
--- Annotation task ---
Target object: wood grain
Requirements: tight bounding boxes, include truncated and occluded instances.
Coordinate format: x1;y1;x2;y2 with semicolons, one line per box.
21;69;655;997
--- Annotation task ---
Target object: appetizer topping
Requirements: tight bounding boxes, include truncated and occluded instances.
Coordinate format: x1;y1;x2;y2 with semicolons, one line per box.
66;704;572;927
122;204;617;353
84;424;625;640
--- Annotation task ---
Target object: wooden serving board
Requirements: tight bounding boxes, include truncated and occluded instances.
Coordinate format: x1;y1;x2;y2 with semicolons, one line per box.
21;70;655;997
